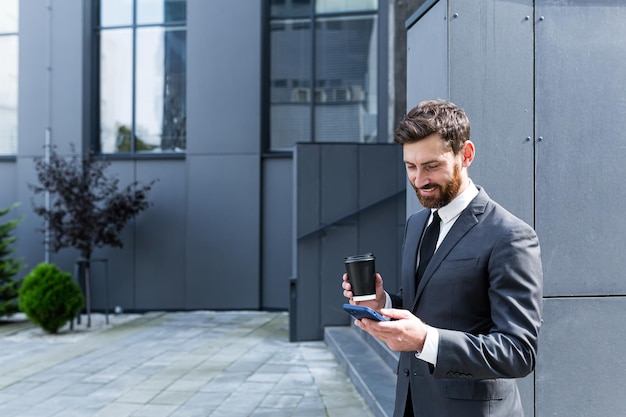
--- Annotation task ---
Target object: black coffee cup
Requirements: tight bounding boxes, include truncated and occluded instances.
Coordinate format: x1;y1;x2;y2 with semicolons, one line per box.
344;253;376;301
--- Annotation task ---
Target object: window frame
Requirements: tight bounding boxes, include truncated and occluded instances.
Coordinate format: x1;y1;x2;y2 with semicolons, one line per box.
264;0;386;154
93;0;187;158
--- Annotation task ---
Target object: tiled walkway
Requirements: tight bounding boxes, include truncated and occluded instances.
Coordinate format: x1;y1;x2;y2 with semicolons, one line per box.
0;311;374;417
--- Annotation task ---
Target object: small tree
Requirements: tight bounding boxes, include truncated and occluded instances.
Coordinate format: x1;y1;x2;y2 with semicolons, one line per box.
29;145;156;319
0;203;25;318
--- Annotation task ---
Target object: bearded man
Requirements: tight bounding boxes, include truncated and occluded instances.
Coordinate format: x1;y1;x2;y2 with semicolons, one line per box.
341;100;543;417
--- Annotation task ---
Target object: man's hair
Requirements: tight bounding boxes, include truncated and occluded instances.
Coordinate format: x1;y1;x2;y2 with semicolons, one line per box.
394;100;470;155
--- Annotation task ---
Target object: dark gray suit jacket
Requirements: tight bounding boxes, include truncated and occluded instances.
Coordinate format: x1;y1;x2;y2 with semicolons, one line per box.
390;187;543;417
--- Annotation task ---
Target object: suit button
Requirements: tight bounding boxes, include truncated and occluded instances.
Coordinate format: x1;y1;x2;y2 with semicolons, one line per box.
404;369;410;377
413;372;418;376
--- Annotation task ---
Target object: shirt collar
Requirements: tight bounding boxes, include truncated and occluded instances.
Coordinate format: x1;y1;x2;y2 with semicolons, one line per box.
433;179;479;224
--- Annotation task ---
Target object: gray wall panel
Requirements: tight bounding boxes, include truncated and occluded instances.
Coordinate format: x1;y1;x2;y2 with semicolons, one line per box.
536;297;626;416
405;0;447;217
294;143;405;340
535;2;626;296
185;155;260;310
87;161;137;311
320;224;358;327
358;145;404;208
320;145;359;225
262;158;293;310
49;0;84;154
295;145;320;238
18;1;49;157
0;164;17;208
449;0;534;226
186;0;261;155
358;197;403;295
134;161;187;310
295;236;322;340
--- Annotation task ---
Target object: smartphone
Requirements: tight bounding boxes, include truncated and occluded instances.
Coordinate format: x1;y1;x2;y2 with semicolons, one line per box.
342;303;388;321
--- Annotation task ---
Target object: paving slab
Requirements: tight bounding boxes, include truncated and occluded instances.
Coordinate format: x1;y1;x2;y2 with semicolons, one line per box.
0;311;374;417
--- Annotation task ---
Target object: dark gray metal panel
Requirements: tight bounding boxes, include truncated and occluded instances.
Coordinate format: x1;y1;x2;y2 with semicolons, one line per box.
449;0;534;226
295;144;320;238
517;372;534;417
0;164;17;208
134;160;187;310
17;1;49;157
262;158;293;310
88;161;137;311
186;0;262;155
49;0;85;154
358;144;403;209
405;0;447;217
295;235;322;341
535;2;626;296
320;144;359;225
358;197;404;294
186;154;260;309
320;224;358;328
537;297;626;416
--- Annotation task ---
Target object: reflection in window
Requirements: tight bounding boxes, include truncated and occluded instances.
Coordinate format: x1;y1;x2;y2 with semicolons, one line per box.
0;0;18;155
98;0;186;154
269;1;378;151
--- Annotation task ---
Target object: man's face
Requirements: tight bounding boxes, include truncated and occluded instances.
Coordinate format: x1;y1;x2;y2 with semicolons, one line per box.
403;134;471;209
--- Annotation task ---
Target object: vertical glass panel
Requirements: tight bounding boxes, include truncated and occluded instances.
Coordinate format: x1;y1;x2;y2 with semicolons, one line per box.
135;27;186;152
316;0;377;14
137;0;186;25
270;0;312;17
0;0;18;33
270;18;312;151
101;0;133;27
99;28;133;153
0;35;18;155
314;14;377;143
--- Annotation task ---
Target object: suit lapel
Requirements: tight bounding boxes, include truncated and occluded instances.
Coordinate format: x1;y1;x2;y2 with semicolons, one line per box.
411;189;489;311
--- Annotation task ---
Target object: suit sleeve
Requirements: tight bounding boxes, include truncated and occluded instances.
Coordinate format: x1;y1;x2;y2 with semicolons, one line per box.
433;224;543;380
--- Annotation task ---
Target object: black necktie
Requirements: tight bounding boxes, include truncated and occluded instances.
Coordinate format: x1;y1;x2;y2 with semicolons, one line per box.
416;211;441;284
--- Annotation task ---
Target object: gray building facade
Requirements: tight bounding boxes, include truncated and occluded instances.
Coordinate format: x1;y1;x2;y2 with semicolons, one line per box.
2;1;625;416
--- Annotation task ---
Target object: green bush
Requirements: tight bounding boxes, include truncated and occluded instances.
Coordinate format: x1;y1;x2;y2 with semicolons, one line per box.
18;263;84;334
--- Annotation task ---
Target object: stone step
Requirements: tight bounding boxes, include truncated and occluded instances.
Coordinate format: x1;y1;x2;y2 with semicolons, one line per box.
325;325;398;417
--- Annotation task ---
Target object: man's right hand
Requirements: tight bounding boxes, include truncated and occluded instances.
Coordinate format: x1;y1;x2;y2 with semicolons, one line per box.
342;273;386;311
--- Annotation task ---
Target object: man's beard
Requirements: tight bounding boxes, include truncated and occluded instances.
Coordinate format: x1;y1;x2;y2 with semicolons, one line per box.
412;163;463;209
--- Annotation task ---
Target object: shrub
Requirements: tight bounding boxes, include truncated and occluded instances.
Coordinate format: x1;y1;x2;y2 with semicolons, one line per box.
0;203;25;318
18;263;84;334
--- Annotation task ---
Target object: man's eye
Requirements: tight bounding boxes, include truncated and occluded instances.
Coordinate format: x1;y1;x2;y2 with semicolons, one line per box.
426;164;439;170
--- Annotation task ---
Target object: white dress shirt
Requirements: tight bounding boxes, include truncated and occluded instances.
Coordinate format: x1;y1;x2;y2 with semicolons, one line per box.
385;180;479;366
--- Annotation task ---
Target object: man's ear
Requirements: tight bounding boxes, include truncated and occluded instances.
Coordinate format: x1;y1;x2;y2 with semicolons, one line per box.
462;141;475;167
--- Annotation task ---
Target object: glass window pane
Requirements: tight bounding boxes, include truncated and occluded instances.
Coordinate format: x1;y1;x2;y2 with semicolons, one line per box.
0;0;18;33
101;0;133;27
314;14;377;143
137;0;186;25
100;29;133;153
316;0;377;14
270;19;312;151
270;0;311;17
135;27;186;152
0;35;18;155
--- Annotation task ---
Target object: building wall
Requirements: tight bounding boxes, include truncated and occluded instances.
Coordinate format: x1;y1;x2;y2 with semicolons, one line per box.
407;1;626;415
7;0;263;311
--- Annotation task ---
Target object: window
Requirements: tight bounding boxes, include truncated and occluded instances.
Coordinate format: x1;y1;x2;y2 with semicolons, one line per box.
97;0;186;154
0;0;19;155
269;0;378;151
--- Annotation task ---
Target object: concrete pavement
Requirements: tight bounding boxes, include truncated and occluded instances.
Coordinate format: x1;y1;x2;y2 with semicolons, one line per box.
0;311;374;417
